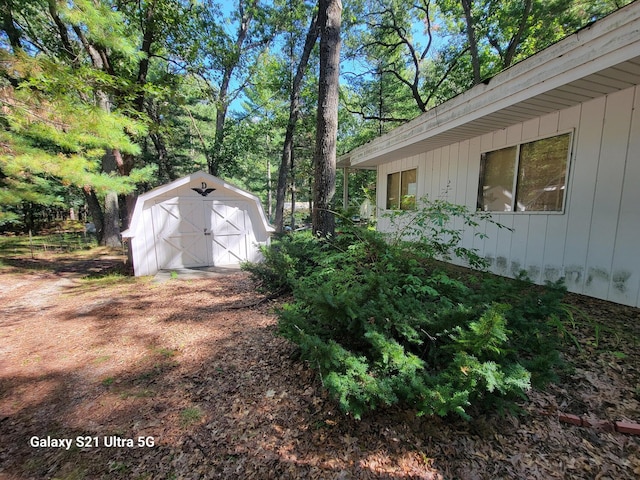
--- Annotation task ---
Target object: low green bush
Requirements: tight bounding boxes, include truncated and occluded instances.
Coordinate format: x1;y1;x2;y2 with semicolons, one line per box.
243;198;568;419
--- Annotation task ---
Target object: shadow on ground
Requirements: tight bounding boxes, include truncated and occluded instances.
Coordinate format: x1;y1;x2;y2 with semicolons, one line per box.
1;253;638;479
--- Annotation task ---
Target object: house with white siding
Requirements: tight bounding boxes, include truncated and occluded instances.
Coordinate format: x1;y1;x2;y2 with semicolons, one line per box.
338;1;640;307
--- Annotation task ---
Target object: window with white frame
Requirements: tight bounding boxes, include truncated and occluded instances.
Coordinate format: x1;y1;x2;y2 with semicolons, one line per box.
477;132;572;212
386;168;417;210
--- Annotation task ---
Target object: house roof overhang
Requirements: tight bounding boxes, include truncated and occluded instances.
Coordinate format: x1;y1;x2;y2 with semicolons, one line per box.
338;1;640;169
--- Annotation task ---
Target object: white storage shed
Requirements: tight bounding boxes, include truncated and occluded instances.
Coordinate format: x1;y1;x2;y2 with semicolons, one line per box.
122;171;274;277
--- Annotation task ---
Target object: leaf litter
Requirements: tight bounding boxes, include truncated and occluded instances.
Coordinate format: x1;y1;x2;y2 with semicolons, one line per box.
0;251;638;479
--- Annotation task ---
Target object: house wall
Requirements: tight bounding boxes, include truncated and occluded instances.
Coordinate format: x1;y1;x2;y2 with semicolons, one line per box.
377;85;640;307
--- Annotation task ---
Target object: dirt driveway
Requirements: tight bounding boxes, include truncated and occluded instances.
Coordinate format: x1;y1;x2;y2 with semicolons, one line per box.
1;250;639;479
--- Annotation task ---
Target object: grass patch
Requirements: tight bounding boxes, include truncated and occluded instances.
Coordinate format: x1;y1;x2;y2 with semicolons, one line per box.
107;461;129;474
0;232;96;256
24;457;46;473
21;355;42;366
1;235;130;284
179;406;204;426
101;377;115;387
152;346;178;358
53;467;88;480
77;272;134;286
134;356;180;384
93;355;111;364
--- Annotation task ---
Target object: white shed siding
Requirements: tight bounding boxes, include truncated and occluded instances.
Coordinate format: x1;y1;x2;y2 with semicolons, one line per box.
123;172;273;277
134;201;159;277
377;85;640;307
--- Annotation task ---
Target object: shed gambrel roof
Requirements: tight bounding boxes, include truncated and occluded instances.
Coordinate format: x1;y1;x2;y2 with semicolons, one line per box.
122;171;274;239
338;1;640;168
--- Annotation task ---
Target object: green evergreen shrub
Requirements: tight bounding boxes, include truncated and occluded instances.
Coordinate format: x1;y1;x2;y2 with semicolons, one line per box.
243;199;569;419
242;231;325;293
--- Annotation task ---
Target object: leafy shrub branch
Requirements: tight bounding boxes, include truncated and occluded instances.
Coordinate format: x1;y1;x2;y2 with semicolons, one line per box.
384;195;513;269
244;197;567;419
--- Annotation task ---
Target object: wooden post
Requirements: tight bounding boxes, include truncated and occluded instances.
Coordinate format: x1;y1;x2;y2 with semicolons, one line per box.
28;229;34;259
342;167;349;210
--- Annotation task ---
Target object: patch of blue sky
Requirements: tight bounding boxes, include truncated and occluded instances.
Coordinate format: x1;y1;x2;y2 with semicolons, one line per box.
340;7;450;83
220;1;452;113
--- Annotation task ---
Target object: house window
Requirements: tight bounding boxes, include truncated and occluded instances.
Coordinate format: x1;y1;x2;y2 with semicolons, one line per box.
477;132;571;212
386;168;417;210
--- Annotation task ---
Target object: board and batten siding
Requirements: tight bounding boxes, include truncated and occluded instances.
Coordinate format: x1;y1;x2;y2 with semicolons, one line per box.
123;171;273;277
377;85;640;307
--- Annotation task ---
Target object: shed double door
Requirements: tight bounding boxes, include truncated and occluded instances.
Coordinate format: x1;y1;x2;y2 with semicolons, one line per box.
152;199;250;269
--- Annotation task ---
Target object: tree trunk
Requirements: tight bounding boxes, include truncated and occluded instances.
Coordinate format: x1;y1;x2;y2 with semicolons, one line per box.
150;131;175;181
461;0;481;85
72;26;125;246
83;186;104;243
209;0;255;176
210;103;228;176
503;0;533;68
102;192;121;247
312;0;341;238
101;149;122;247
275;12;319;233
135;0;156;112
1;3;22;51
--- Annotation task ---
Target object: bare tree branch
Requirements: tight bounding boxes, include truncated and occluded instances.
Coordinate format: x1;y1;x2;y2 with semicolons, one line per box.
341;101;410;123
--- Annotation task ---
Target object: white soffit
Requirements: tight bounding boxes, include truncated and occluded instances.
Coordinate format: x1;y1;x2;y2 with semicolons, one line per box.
343;2;640;168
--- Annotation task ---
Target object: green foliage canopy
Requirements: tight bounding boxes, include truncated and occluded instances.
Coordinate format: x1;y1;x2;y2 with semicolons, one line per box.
0;50;149;227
